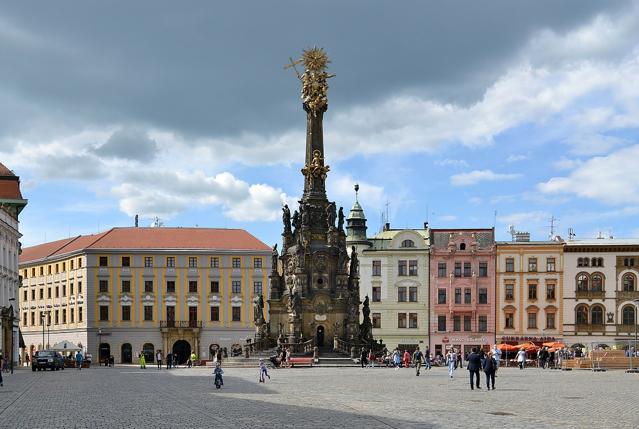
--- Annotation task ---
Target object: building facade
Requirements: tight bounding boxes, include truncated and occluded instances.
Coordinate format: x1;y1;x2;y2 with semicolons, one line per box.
495;239;564;345
429;229;495;357
563;239;639;348
0;162;27;369
19;227;271;364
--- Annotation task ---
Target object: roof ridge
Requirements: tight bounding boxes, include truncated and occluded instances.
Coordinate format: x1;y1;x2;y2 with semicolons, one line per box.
84;227;115;249
46;236;82;259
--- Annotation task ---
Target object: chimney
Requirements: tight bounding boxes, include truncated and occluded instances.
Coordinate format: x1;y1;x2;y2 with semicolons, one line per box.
383;222;390;232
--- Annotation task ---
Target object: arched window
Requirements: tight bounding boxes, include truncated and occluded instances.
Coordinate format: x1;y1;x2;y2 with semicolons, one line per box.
622;273;636;292
577;258;583;267
591;306;604;325
583;258;589;267
591;273;603;291
576;273;589;291
591;258;598;267
459;243;466;250
400;239;415;248
142;343;155;363
575;305;589;324
622;306;635;325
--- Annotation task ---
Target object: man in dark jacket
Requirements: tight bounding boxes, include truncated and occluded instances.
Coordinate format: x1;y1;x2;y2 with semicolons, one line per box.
482;352;497;390
467;347;482;390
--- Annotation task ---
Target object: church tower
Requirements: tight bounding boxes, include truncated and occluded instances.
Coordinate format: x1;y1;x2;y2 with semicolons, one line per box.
267;49;364;350
345;184;369;245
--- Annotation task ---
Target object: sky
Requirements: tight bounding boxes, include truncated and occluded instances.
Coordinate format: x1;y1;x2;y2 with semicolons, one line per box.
2;0;639;248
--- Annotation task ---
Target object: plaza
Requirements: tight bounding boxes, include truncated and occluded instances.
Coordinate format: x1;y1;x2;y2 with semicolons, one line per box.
0;365;636;428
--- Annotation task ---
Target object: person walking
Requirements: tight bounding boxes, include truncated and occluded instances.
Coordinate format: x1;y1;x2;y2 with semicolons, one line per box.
258;358;270;383
412;346;423;376
360;348;368;368
156;351;163;370
189;351;197;368
424;347;431;370
467;347;482;390
368;349;376;368
392;348;401;370
446;348;457;379
492;345;502;374
166;352;172;369
139;352;146;369
402;350;411;369
516;348;527;370
75;350;83;370
457;351;463;369
483;351;497;390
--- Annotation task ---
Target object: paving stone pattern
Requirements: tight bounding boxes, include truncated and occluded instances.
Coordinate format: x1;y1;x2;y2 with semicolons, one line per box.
0;365;637;428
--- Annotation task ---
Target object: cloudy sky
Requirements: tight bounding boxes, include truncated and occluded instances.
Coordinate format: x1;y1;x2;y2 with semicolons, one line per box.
2;1;639;247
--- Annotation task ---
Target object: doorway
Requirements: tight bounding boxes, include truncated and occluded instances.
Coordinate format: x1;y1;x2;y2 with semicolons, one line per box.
316;325;325;347
172;340;191;365
99;343;110;365
121;343;132;363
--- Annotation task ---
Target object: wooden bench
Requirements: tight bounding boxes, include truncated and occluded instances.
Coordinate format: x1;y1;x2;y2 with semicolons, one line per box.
288;357;313;367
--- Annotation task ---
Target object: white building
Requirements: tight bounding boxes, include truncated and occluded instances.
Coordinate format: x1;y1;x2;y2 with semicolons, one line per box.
0;162;27;368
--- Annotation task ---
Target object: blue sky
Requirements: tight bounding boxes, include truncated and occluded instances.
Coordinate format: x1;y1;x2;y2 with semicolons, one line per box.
2;1;639;248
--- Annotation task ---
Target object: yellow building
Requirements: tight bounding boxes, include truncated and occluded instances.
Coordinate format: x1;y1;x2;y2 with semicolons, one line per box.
19;227;271;364
496;238;564;345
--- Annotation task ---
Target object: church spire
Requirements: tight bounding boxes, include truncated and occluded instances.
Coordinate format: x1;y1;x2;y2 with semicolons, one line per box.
346;183;368;243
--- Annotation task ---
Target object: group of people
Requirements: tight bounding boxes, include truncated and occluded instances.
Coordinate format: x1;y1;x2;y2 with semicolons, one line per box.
446;345;502;390
138;351;199;369
360;346;434;371
269;347;291;368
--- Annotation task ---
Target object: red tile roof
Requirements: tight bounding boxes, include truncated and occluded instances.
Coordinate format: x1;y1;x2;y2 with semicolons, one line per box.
20;227;271;264
0;162;16;177
0;162;24;200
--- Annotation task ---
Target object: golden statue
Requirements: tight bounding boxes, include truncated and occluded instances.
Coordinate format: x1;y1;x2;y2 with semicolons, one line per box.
285;47;335;116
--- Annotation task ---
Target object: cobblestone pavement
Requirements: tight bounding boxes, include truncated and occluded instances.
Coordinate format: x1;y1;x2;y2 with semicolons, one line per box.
0;365;637;428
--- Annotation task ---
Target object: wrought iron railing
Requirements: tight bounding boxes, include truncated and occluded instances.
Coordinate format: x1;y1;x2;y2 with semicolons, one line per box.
160;321;202;328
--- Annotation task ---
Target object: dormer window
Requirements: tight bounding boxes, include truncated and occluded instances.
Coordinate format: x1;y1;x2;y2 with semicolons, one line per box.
400;239;415;248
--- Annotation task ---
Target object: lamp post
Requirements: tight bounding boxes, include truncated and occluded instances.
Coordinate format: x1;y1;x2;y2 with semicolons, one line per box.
97;329;102;366
8;298;15;374
634;299;639;369
628;299;639;373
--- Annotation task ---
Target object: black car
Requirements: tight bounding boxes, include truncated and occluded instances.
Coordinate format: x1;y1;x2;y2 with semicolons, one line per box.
32;351;65;371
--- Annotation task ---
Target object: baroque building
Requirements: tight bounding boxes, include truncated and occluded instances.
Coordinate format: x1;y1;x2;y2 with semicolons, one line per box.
0;162;27;370
495;236;564;345
19;227;270;364
429;229;495;357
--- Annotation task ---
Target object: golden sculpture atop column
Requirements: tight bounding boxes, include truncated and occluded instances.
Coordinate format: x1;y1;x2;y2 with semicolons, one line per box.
286;47;335;116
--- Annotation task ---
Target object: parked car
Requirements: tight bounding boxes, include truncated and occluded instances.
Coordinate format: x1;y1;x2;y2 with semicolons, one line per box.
32;351;65;371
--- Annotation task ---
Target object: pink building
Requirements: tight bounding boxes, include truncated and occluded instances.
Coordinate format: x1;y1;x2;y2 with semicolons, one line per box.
429;229;495;358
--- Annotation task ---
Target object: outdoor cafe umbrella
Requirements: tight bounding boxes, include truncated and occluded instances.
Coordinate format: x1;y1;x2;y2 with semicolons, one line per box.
543;341;566;349
51;340;82;352
515;342;539;351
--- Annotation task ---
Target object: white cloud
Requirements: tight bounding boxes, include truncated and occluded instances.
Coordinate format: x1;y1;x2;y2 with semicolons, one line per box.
553;157;582;171
327;173;385;213
451;170;521;186
538;145;639;205
506;154;527;162
435;159;469;168
497;211;549;226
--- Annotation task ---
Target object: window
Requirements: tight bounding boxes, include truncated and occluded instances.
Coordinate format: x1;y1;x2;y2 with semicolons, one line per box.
78;258;82;268
188;306;198;322
121;256;130;267
144;281;153;293
23;312;28;326
232;257;241;268
79;307;83;322
166;281;175;293
372;260;381;276
62;309;67;324
591;258;603;267
372;313;381;329
401;239;415;248
254;258;263;269
576;305;588;324
527;312;537;329
70;283;74;295
62;262;66;272
31;289;35;300
398;260;407;276
591;306;604;325
546;258;556;272
39;288;43;299
409;286;418;302
143;305;153;321
623;273;636;292
397;287;407;302
479;262;488;277
210;257;219;268
546;313;555;329
453;316;461;331
99;305;109;321
398;313;407;328
70;260;74;270
78;282;82;294
463;315;471;331
437;315;446;331
99;256;108;267
55;310;59;324
478;288;487;304
70;308;74;323
232;281;241;294
464;289;471;304
166;306;175;322
505;312;514;329
577;273;589;291
505;258;514;272
47;287;51;299
528;283;537;300
99;280;108;293
210;306;220;321
478;315;487;332
454;262;462;277
408;260;418;276
31;311;35;326
167;257;175;268
23;290;27;301
144;257;153;268
463;262;471;277
438;262;447;277
253;281;262;295
32;267;36;277
210;281;219;294
591;274;603;291
577;257;584;267
623;258;635;267
55;286;59;298
189;281;198;293
372;286;381;302
62;285;66;297
528;258;537;272
546;283;556;300
40;267;43;276
622;306;635;325
232;306;241;321
188;257;198;268
459;243;466;250
437;289;446;304
454;288;461;304
409;313;418;328
121;280;131;293
122;306;131;321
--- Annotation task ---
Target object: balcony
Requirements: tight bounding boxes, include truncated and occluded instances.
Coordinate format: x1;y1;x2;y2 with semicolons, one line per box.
160;320;202;329
616;291;639;301
616;324;637;334
575;290;605;300
575;323;605;333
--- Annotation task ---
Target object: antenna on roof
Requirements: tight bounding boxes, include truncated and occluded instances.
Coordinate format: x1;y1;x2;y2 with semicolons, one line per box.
151;217;164;228
548;215;558;239
568;228;576;240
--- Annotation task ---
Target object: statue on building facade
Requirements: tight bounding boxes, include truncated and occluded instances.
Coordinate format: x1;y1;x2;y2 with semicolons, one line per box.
282;204;291;233
337;206;344;231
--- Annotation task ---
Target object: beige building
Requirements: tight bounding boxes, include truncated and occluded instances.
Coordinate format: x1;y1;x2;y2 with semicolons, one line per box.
19;227;271;364
496;237;564;345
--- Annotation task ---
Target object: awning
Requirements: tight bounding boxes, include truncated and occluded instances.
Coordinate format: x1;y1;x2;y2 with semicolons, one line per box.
50;340;82;352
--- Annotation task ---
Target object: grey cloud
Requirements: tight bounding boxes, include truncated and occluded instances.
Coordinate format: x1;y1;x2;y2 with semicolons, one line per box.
95;129;158;161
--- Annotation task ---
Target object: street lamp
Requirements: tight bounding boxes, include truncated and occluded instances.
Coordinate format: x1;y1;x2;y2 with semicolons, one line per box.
628;299;639;373
40;310;50;351
8;298;15;374
634;299;639;368
97;328;102;366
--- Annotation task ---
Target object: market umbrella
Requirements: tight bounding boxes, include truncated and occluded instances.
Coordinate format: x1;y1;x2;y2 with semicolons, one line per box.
515;342;539;351
51;340;82;352
497;344;519;352
543;341;566;349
